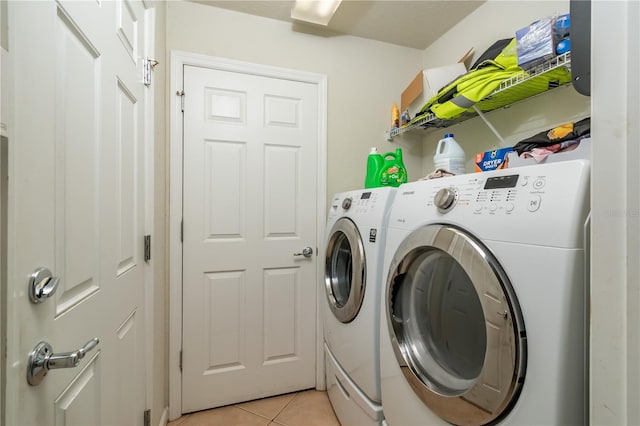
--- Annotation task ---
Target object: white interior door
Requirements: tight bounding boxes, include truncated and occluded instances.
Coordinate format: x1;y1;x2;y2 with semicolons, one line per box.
181;65;318;412
6;1;150;424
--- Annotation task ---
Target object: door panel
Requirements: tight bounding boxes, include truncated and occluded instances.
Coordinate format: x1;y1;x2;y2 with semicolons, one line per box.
182;65;318;412
264;146;298;235
263;268;297;362
205;271;245;371
116;79;139;276
53;353;101;425
54;2;101;315
203;140;246;239
8;1;150;424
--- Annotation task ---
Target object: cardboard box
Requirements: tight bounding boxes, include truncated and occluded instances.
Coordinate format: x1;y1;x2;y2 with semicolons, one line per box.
516;17;556;70
401;62;468;120
475;147;514;172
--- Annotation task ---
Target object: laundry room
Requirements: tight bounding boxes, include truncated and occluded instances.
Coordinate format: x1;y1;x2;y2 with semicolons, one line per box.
166;1;635;423
2;1;638;425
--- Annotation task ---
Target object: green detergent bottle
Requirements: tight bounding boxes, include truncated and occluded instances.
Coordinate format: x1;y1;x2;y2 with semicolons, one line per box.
364;147;384;188
380;148;408;187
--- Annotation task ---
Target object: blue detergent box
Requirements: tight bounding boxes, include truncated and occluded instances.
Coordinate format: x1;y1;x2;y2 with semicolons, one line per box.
475;147;514;172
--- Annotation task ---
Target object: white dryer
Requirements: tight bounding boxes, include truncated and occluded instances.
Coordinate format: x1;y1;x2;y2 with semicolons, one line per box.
380;160;590;425
324;187;396;426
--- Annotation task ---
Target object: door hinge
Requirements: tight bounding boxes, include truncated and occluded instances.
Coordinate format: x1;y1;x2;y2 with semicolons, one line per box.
180;220;184;243
179;350;183;371
144;235;151;263
143;409;151;426
176;90;185;112
143;58;159;87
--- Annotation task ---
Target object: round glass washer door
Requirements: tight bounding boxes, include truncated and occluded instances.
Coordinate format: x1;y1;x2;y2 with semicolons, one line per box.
385;224;526;425
325;218;366;323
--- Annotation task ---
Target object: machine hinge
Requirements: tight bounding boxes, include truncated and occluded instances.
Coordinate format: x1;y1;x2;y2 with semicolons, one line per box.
176;90;185;112
179;350;183;371
180;220;184;243
144;235;151;263
143;58;159;87
143;409;151;426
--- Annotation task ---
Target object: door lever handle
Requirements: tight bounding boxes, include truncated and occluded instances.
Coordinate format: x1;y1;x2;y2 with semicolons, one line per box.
27;338;100;386
293;246;313;258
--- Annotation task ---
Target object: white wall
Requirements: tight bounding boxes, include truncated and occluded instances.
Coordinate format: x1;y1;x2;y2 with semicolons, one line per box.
417;0;590;175
166;1;424;204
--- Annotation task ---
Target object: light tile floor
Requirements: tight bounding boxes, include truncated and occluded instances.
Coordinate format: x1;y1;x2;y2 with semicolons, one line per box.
168;390;340;426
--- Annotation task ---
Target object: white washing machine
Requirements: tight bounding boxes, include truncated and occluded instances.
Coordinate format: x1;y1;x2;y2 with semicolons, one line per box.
380;159;590;425
324;187;397;426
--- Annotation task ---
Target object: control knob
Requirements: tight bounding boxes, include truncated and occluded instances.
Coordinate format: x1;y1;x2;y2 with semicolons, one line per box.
435;187;457;212
342;197;352;210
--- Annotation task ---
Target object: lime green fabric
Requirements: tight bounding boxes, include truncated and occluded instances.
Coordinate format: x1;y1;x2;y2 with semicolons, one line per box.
412;38;571;124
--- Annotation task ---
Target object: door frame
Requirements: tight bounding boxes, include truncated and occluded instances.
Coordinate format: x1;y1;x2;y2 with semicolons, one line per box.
168;51;327;420
142;4;158;424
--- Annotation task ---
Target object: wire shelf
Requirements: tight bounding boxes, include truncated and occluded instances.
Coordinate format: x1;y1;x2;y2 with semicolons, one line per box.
386;52;572;141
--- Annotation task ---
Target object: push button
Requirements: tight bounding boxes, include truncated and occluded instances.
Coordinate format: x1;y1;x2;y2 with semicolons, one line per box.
533;178;546;190
527;196;541;212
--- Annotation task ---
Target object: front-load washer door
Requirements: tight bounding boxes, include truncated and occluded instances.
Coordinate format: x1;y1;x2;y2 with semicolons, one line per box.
385;224;527;425
325;217;366;323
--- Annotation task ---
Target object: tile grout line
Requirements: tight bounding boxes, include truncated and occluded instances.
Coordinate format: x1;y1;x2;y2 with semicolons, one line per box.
272;392;301;422
233;392;300;421
233;405;274;422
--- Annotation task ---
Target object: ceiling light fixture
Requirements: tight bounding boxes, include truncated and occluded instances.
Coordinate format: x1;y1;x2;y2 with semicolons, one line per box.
291;0;343;26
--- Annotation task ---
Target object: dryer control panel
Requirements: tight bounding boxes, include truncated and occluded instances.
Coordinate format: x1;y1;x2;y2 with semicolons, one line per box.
425;169;563;216
390;159;590;248
327;187;397;225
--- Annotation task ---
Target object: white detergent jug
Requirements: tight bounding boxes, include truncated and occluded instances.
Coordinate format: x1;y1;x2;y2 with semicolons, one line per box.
434;133;466;175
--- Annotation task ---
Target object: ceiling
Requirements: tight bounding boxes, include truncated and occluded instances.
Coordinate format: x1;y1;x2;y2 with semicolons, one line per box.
190;1;485;50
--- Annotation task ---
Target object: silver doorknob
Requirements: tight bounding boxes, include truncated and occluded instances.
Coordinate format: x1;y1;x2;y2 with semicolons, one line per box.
293;247;313;258
29;267;60;304
27;338;100;386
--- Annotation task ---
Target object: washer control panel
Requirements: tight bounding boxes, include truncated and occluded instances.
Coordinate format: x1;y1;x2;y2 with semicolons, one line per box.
425;170;560;216
343;191;378;214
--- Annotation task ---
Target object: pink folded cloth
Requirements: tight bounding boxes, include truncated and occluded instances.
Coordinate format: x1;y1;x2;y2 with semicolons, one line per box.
521;139;581;162
522;147;556;162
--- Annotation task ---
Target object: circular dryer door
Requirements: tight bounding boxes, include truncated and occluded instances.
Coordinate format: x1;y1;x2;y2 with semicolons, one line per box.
325;217;366;323
385;224;526;425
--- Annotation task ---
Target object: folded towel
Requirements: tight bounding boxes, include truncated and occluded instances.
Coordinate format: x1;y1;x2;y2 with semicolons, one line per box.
420;169;457;180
